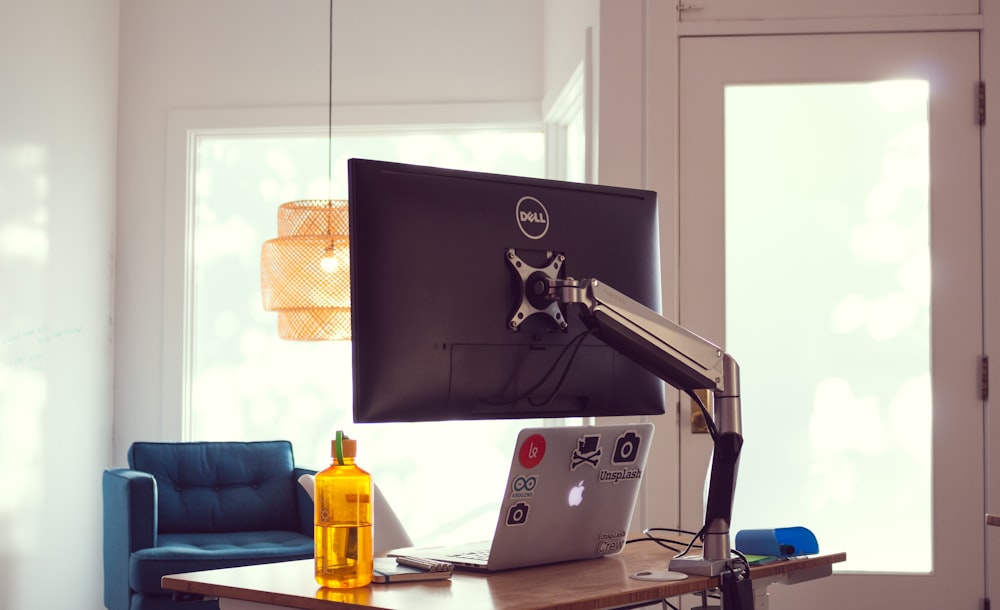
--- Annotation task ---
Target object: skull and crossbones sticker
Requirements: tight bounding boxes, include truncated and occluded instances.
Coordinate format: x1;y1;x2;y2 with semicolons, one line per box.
570;434;602;470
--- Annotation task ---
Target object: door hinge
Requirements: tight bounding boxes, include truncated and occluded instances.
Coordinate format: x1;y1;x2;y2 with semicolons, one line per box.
979;81;986;126
981;356;989;401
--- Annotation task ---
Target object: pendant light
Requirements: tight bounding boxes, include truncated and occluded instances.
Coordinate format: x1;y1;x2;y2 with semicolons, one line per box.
260;0;350;341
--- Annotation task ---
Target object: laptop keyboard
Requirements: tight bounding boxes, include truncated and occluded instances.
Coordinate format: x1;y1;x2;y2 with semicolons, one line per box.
449;550;490;562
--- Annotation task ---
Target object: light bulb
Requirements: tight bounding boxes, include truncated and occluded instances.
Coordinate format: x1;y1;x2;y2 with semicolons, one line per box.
320;255;340;273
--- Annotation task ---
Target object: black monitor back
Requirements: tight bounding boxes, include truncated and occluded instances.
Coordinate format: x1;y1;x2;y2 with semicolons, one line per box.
348;159;665;423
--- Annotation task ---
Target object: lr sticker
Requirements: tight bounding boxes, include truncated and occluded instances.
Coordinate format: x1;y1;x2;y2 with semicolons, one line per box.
570;434;602;470
518;433;546;469
510;474;538;499
597;530;626;554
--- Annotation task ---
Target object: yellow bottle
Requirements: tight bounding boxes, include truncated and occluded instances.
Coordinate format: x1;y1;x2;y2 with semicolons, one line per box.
314;432;373;588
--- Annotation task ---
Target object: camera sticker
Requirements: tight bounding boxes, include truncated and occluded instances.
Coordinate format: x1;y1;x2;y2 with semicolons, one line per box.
570;434;602;470
599;430;644;484
510;474;538;499
505;501;530;526
597;530;626;554
611;430;642;464
518;433;546;469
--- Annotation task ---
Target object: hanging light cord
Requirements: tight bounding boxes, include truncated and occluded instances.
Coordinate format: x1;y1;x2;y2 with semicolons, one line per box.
327;0;333;200
326;0;334;241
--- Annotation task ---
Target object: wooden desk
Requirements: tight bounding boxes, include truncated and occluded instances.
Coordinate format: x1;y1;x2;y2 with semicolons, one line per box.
162;544;846;610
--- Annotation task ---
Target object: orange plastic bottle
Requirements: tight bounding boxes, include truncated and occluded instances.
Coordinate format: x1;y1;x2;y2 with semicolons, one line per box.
314;432;373;588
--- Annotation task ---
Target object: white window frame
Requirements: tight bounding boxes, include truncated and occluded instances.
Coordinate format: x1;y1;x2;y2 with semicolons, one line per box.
544;61;591;183
163;102;545;439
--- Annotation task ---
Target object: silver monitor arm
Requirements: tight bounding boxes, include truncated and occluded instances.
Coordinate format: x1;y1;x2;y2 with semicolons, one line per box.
551;274;743;577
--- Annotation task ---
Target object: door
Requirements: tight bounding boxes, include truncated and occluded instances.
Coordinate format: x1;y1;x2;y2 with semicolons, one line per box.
679;32;984;607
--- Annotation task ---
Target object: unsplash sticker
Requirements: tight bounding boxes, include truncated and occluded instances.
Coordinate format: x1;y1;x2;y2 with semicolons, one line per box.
598;467;643;484
597;530;626;554
611;430;642;464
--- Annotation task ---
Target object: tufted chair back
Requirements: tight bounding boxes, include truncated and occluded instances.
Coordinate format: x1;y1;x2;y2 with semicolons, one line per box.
129;441;300;534
103;440;315;610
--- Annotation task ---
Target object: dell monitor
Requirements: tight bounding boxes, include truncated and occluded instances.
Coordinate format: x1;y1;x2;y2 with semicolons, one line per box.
347;158;666;423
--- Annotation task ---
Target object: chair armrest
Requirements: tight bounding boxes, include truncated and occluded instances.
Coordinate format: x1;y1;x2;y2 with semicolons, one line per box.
103;468;157;610
293;467;317;537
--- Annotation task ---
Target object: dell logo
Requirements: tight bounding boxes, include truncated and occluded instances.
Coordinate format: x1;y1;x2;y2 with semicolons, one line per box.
515;196;549;240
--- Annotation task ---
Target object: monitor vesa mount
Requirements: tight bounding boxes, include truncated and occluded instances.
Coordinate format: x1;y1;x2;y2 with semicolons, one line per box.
507;248;744;579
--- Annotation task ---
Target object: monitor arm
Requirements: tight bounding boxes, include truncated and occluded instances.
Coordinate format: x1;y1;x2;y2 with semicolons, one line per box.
546;272;743;577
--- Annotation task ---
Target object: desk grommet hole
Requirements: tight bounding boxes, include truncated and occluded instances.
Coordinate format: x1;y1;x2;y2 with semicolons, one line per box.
630;569;689;582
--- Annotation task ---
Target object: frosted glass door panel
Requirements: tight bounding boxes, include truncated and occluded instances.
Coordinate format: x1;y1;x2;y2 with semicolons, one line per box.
725;81;931;572
679;32;983;607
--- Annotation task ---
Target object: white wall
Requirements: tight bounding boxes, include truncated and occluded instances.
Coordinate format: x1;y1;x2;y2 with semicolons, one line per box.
0;2;634;608
114;0;545;457
543;0;599;112
0;1;119;609
0;1;683;608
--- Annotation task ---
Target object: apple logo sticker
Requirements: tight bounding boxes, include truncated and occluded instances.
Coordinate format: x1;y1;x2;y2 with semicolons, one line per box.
567;480;585;507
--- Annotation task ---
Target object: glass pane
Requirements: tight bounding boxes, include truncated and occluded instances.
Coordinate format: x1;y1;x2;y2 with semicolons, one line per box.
565;106;586;183
191;129;547;545
724;81;931;572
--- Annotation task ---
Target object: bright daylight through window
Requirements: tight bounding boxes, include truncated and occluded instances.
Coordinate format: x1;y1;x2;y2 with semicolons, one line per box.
725;80;931;572
190;129;553;545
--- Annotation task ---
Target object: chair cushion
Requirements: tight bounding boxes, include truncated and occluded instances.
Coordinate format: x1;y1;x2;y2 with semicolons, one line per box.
129;530;314;594
129;441;299;534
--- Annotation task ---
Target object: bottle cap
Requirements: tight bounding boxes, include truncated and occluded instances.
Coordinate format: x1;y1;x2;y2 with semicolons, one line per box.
331;436;357;459
341;438;357;458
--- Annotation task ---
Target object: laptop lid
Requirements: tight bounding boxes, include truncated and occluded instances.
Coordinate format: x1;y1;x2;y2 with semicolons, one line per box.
483;423;654;570
388;423;655;571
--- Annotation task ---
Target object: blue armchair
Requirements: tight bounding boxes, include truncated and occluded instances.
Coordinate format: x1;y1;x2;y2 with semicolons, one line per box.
102;441;315;610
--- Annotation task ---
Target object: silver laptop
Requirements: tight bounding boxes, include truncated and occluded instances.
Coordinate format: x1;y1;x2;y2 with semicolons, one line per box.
388;423;654;572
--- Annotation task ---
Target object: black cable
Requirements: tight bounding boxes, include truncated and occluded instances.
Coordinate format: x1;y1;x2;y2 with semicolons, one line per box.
644;526;701;538
479;328;596;407
685;387;718;441
673;524;708;559
729;548;752;574
527;328;594;406
628;525;707;558
637;527;703;553
626;534;685;553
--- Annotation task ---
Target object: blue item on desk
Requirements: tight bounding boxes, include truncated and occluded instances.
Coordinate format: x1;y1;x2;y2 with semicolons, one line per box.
735;527;819;557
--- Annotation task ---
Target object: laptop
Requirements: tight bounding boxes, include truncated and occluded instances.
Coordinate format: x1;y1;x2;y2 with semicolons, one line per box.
388;423;654;572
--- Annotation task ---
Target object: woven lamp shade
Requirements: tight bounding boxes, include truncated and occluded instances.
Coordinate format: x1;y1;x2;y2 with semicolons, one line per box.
261;199;351;341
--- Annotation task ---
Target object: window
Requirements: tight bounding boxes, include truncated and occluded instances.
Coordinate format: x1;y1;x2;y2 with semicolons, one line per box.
189;127;552;545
